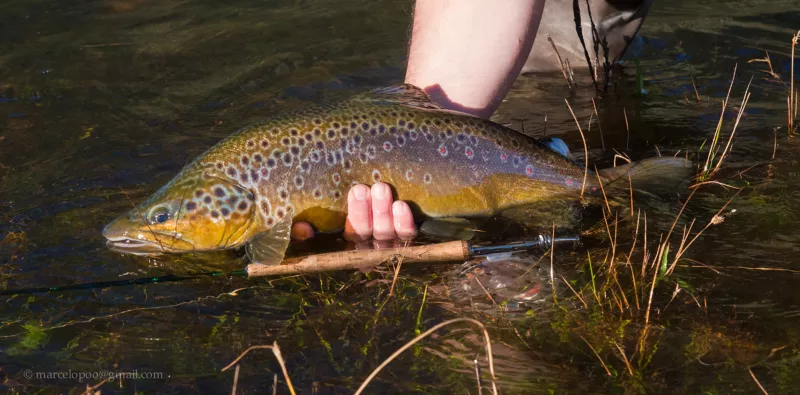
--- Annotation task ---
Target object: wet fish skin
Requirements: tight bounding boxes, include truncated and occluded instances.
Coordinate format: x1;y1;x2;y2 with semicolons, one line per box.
102;85;687;261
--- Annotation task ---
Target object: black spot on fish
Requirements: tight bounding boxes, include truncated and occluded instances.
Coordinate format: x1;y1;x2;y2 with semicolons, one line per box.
341;128;349;136
314;119;322;125
216;163;223;169
301;161;310;171
254;154;263;162
204;196;212;204
298;138;305;147
314;189;322;198
407;122;415;129
227;167;237;177
280;190;289;200
290;129;298;136
350;122;357;129
271;128;280;135
186;201;197;211
444;119;451;125
314;129;322;136
238;201;248;211
261;140;270;148
211;210;220;218
389;126;397;134
290;146;300;155
391;111;398;117
333;190;342;199
214;187;226;197
397;135;406;146
266;158;277;168
361;122;369;130
333;122;340;129
266;217;275;226
353;135;362;144
379;125;386;134
247;140;255;148
221;208;230;216
446;129;454;137
240;173;249;183
251;170;260;182
370;128;377;136
241;156;249;165
457;134;467;143
469;136;479;145
195;190;203;198
276;209;285;218
371;119;378;126
398;119;406;126
282;153;293;165
281;137;290;146
327;129;336;139
425;119;432;125
305;133;313;141
434;120;442;126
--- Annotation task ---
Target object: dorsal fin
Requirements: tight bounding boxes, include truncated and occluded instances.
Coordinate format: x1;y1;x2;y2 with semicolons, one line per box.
350;84;444;110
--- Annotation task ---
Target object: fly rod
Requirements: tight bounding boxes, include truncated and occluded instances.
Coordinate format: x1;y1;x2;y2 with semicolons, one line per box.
0;235;579;296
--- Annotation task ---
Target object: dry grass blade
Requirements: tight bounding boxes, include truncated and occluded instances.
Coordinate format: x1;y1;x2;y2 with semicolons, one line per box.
591;98;606;150
691;75;701;102
613;341;634;376
231;364;240;395
355;318;498;395
749;368;770;394
666;190;741;276
711;76;753;175
548;34;575;90
790;30;800;134
564;99;589;197
623;107;630;150
222;341;296;395
561;275;588;308
578;334;612;376
703;64;737;176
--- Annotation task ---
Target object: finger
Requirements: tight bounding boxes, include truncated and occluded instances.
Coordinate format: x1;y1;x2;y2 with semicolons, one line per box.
371;182;396;241
344;184;373;242
291;222;315;241
392;201;417;240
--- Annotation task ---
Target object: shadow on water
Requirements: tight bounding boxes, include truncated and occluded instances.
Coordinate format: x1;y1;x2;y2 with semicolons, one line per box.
2;0;800;393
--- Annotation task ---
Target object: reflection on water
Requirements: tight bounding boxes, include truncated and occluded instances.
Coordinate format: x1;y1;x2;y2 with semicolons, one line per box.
2;0;800;393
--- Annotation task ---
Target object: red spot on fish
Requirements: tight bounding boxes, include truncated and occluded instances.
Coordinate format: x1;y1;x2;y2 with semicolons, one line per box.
500;153;507;162
566;177;573;186
525;165;533;176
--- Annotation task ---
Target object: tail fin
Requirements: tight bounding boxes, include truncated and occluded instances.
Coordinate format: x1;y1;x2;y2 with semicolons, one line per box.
598;157;694;195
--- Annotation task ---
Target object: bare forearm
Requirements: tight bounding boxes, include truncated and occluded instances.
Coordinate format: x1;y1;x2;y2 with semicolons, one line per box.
405;0;546;119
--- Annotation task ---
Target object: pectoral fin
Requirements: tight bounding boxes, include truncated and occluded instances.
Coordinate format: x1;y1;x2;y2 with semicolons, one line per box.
420;217;476;241
246;216;293;265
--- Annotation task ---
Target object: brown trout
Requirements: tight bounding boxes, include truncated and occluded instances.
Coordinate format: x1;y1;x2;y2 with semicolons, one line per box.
103;85;691;264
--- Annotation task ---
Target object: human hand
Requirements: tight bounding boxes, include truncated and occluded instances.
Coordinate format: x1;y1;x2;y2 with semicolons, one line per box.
290;182;417;243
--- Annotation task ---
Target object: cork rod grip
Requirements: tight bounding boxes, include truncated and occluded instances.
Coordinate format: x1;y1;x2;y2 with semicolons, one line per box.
246;240;470;277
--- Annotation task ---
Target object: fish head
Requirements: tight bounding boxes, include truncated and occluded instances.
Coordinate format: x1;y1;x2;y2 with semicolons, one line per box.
103;166;260;255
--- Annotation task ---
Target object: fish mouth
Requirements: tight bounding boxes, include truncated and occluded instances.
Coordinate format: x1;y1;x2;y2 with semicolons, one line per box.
105;236;171;255
103;215;193;255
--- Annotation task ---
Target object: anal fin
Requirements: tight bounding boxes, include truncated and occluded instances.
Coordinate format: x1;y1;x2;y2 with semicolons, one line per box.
420;217;476;241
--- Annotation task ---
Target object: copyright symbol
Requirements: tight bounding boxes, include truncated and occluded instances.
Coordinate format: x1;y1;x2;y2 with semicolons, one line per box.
23;369;32;379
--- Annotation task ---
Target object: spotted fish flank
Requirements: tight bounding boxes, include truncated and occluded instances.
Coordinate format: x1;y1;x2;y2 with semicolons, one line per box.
103;84;692;264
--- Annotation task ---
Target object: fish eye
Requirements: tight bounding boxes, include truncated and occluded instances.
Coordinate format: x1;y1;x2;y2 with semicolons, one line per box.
149;206;171;224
